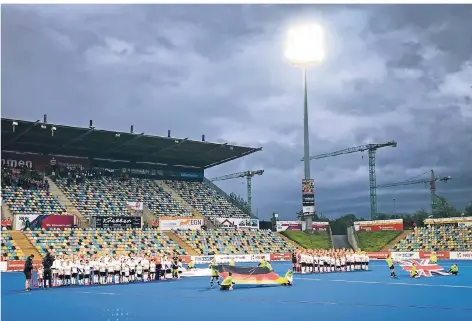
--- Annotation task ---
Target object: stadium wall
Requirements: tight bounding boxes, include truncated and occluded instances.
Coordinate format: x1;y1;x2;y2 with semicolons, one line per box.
1;151;204;181
2;252;472;272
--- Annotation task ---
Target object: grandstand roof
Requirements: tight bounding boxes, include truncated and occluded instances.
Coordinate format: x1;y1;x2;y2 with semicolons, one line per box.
1;118;262;169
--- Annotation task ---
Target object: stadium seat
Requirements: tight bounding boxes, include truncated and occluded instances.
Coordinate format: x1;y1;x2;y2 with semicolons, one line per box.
24;229;186;257
57;177;190;217
175;229;296;255
1;231;27;261
393;225;472;251
165;180;248;218
2;186;67;215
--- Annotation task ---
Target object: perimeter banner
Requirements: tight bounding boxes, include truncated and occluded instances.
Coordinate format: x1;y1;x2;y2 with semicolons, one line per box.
354;219;403;231
158;217;203;230
302;179;315;215
94;216;142;229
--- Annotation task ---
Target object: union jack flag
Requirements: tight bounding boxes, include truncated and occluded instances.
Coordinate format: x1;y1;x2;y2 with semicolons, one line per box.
397;259;451;277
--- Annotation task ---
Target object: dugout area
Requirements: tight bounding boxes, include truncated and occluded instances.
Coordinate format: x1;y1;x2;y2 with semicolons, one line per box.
2;261;471;321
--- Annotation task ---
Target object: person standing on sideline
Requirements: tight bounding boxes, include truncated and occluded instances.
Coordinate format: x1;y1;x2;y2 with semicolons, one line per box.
42;249;55;288
23;254;35;291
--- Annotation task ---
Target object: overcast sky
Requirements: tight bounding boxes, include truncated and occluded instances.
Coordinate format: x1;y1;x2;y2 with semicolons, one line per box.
2;4;471;220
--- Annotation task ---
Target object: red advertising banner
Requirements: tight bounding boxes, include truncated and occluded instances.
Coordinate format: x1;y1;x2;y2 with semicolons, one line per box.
367;252;390;259
1;151;89;171
354;219;404;232
179;255;192;264
270;253;292;261
7;260;42;271
312;222;329;231
419;251;450;260
41;215;75;229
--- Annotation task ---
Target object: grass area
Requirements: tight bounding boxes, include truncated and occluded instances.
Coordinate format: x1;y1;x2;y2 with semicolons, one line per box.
357;230;402;252
281;230;331;249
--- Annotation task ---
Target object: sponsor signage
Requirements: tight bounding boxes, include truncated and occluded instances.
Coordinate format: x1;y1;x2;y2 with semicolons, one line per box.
419;251;450;260
14;214;75;230
91;159;204;181
424;217;472;225
354;219;404;231
1;151;88;171
158;217;203;231
193;256;215;264
215;218;259;229
6;260;42;272
276;221;328;232
302;179;315;216
14;214;38;230
391;252;420;260
367;252;390;260
94;216;142;229
449;252;472;260
276;221;303;232
127;202;143;211
270;253;292;261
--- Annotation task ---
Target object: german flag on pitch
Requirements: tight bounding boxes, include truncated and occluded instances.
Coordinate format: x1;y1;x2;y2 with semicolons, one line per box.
216;265;285;285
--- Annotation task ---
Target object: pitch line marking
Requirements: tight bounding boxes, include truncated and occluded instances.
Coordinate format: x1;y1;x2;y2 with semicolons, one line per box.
296;277;472;289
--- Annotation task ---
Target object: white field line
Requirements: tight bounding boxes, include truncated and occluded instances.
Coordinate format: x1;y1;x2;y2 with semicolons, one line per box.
296;277;472;289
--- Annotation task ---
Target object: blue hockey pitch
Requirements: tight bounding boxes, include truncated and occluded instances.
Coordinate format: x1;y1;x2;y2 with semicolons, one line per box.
2;261;472;321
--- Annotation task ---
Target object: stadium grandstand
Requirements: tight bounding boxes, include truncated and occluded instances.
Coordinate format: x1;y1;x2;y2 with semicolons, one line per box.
1;117;303;268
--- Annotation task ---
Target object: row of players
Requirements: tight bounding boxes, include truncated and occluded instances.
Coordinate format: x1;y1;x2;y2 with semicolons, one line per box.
36;253;192;287
293;249;370;273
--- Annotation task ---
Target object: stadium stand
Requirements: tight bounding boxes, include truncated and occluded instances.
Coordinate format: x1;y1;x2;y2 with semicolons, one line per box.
175;229;296;255
2;167;67;216
393;225;472;251
1;231;27;261
56;176;191;217
24;229;186;257
165;180;247;218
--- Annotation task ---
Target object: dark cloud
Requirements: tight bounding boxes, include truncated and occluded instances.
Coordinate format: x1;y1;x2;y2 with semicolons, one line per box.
2;4;471;220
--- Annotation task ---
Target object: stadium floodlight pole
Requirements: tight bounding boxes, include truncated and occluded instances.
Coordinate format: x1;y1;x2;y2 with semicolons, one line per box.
285;23;325;231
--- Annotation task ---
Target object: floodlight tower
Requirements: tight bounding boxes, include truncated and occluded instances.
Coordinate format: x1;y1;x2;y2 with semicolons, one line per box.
285;24;325;232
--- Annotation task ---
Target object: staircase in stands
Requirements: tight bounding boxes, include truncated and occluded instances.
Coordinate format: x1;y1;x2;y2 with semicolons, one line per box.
381;230;411;251
10;231;42;258
156;181;204;218
165;231;198;256
46;177;89;228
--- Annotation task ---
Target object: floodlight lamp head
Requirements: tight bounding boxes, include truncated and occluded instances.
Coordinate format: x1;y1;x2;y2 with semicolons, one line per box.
285;24;325;67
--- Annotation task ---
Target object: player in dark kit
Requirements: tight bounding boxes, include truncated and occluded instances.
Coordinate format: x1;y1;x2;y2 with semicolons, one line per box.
42;249;55;288
23;254;35;291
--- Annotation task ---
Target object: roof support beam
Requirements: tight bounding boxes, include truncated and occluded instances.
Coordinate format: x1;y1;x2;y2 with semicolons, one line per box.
193;143;228;160
6;120;40;146
100;132;145;157
205;147;262;169
61;128;95;148
148;138;189;157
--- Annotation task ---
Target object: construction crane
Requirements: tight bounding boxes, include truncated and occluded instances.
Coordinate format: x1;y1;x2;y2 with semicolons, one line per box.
209;170;264;214
378;169;451;213
303;141;397;219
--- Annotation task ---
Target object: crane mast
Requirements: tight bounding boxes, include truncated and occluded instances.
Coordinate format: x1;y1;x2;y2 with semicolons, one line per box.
209;170;264;215
304;141;397;219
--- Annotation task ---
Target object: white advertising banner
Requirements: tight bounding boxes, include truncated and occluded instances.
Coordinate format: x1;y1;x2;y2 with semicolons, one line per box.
158;217;203;231
126;202;144;211
424;216;472;225
14;214;39;230
192;254;270;265
449;252;472;260
216;218;259;229
391;252;420;260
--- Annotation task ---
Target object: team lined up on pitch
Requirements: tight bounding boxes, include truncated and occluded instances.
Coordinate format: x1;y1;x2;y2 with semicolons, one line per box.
292;249;371;273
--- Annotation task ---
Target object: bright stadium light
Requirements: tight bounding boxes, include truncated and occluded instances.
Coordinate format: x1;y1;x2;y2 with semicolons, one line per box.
285;23;325;234
285;24;325;66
